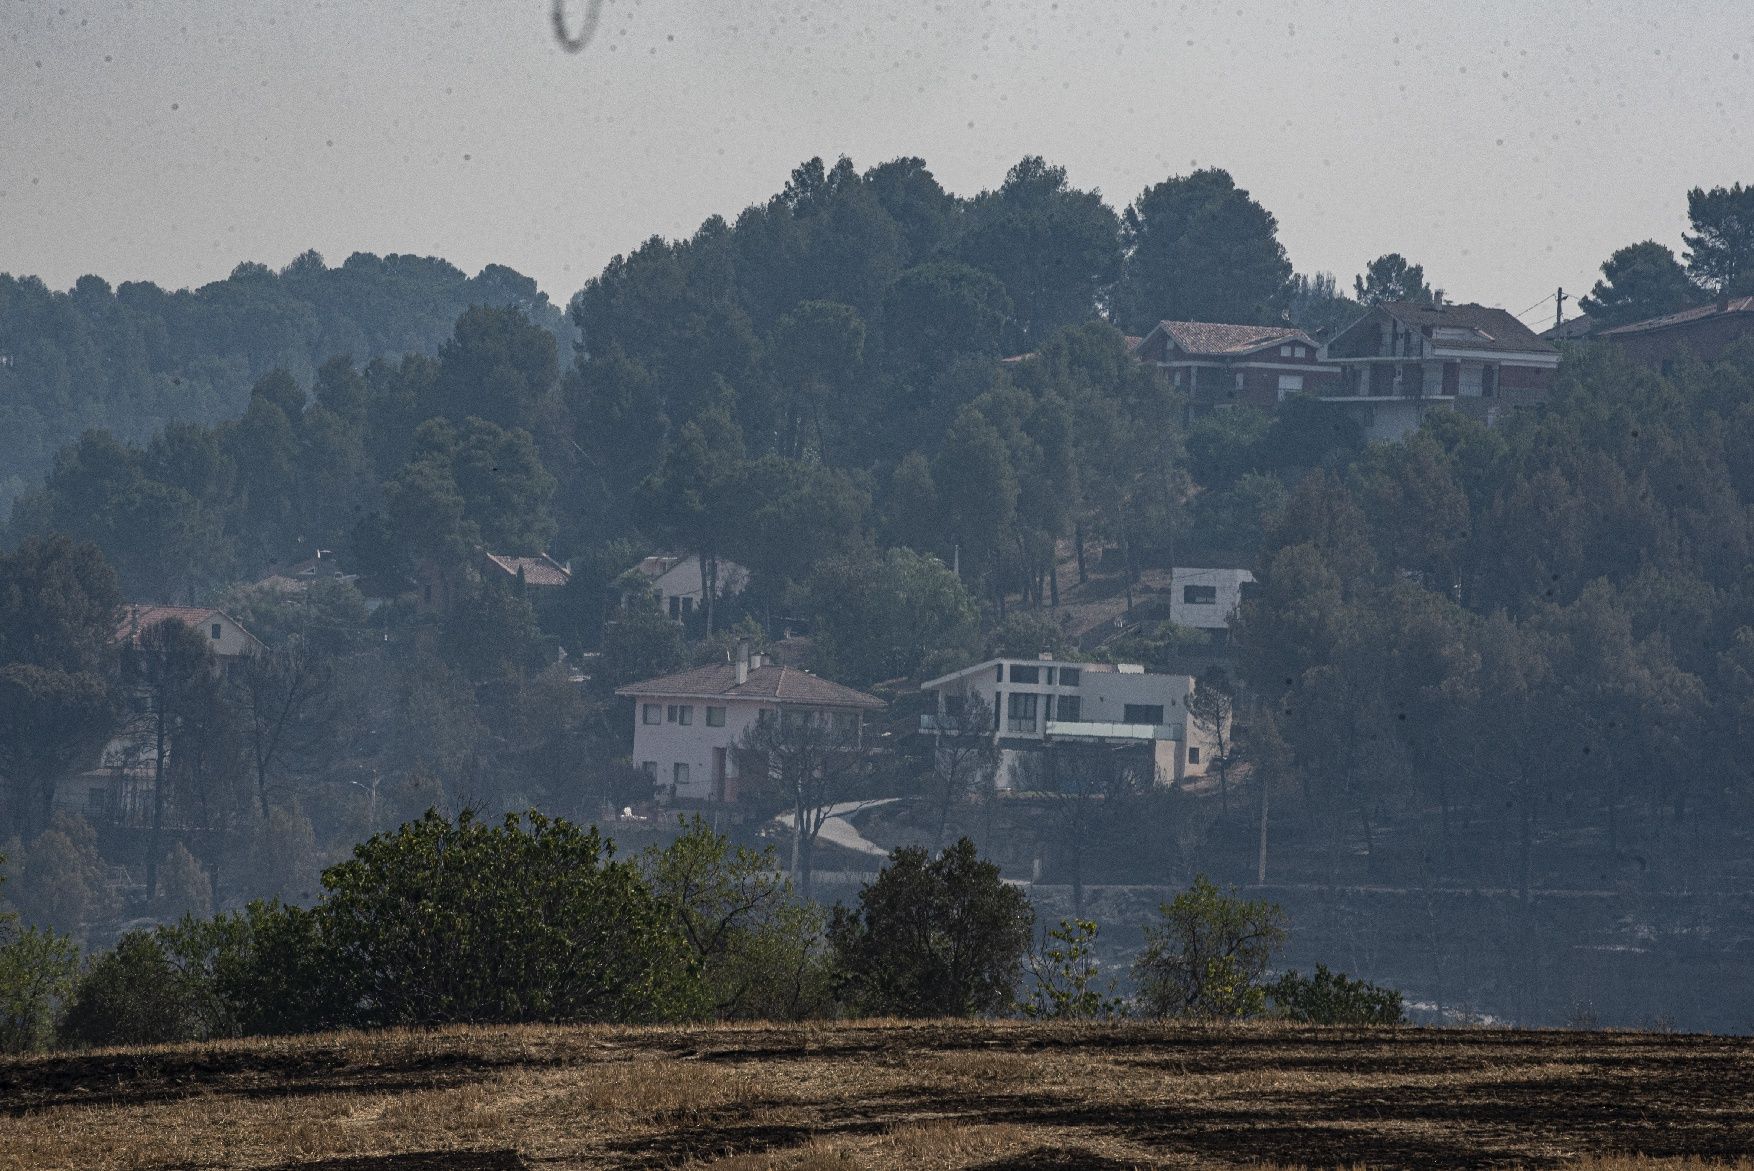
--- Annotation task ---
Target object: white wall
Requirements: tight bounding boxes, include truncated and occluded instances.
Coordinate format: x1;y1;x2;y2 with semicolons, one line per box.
653;555;751;610
630;696;767;803
1166;567;1254;630
924;658;1215;788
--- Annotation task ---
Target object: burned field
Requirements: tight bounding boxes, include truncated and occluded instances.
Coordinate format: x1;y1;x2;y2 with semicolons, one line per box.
3;1021;1752;1170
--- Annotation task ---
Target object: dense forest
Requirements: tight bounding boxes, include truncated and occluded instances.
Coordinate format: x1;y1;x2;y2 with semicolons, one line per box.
3;156;1754;1029
0;253;568;514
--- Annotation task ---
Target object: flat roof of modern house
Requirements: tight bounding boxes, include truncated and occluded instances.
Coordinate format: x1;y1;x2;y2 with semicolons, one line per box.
922;656;1177;690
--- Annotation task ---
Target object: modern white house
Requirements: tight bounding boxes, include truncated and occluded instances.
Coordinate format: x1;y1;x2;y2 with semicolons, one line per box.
629;554;751;622
615;644;883;804
918;655;1220;790
1166;567;1256;637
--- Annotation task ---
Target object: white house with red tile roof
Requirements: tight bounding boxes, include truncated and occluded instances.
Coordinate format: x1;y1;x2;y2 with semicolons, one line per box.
114;604;263;660
615;644;882;804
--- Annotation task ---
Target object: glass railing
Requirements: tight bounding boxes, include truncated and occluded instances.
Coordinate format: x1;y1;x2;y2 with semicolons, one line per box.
1045;720;1184;741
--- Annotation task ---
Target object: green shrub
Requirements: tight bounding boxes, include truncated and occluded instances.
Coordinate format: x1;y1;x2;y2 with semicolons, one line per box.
320;809;694;1026
829;837;1033;1018
58;902;345;1047
643;818;832;1021
1023;918;1124;1020
61;931;206;1046
1133;875;1286;1019
0;846;81;1053
1268;964;1405;1025
0;922;79;1053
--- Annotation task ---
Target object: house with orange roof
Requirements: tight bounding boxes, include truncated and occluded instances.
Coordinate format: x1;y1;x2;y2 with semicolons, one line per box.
615;642;882;804
114;604;264;662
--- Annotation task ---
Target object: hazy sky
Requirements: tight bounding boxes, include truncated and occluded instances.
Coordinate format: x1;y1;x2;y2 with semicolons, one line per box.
5;0;1751;328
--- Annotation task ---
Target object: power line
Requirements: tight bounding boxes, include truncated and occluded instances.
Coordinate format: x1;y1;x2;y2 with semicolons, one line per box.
1511;294;1554;321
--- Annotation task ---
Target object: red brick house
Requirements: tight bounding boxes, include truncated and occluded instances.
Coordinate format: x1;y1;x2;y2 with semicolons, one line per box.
1597;296;1754;372
1133;321;1340;412
1320;303;1559;441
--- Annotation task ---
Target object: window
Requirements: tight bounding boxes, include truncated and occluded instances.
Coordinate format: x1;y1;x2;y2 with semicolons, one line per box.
1277;373;1304;400
993;694;1002;729
668;596;682;619
681;596;695;615
1057;695;1081;722
211;623;223;640
639;761;658;778
1234;372;1245;390
1188;746;1201;764
1060;667;1081;687
1279;344;1293;357
706;706;726;727
673;762;690;788
1010;665;1039;684
643;704;661;725
1007;692;1039;733
1183;585;1218;605
995;664;1004;681
1123;704;1165;726
1043;667;1056;685
667;704;693;725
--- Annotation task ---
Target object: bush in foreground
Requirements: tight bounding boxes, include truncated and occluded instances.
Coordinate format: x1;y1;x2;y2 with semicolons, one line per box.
1133;874;1287;1019
642;817;832;1021
0;848;79;1053
322;809;693;1026
829;837;1033;1017
1268;964;1406;1025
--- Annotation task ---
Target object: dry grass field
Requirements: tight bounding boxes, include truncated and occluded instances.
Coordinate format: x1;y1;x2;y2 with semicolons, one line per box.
3;1020;1753;1170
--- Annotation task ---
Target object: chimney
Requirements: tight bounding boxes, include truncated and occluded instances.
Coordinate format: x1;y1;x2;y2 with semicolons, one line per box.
735;639;750;685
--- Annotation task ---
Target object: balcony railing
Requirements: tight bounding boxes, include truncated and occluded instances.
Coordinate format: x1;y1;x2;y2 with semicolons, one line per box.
1045;720;1184;742
919;714;983;735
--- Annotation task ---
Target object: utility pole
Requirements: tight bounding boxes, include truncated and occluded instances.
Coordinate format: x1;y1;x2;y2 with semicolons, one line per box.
1555;287;1568;330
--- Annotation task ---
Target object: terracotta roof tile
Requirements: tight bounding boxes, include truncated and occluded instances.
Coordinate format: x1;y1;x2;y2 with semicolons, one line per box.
1373;302;1557;354
1150;321;1315;357
1598;296;1754;337
616;662;883;708
115;605;262;650
483;553;571;588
